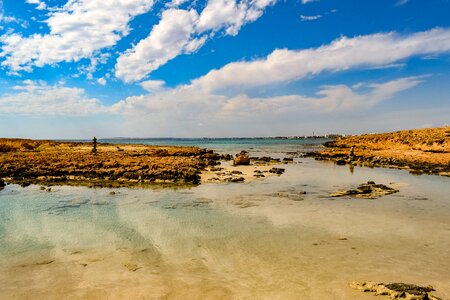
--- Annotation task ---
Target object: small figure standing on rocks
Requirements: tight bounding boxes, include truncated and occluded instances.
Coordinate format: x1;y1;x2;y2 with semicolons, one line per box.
92;137;98;154
349;145;355;159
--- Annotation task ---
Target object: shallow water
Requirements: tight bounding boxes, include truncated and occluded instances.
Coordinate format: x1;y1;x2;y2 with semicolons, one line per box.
1;143;450;299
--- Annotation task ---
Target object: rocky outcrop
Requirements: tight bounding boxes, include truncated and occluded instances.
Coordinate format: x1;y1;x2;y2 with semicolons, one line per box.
307;127;450;177
330;182;399;199
233;151;250;166
0;139;222;187
350;281;442;300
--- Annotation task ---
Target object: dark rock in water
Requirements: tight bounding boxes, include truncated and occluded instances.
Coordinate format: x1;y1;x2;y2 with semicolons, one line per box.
251;156;282;165
350;281;441;300
410;169;425;175
233;151;250;166
330;182;399;199
229;177;245;183
109;191;116;195
283;157;294;162
269;168;285;175
255;156;272;162
209;166;223;172
231;170;243;175
336;159;346;166
20;180;32;188
0;179;5;190
221;154;233;160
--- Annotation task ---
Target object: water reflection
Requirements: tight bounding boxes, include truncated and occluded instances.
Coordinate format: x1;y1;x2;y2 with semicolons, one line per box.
0;158;450;299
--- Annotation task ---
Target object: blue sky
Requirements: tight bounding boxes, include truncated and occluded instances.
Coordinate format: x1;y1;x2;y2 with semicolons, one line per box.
0;0;449;138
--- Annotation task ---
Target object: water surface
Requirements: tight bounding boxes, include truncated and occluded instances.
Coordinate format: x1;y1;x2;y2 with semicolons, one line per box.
1;141;449;299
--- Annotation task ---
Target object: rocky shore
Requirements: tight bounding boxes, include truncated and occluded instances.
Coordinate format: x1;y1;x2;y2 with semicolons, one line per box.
350;281;442;300
0;139;223;187
307;127;450;177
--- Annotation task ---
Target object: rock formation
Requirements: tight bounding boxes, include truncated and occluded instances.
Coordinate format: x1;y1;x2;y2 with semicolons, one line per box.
330;181;399;199
233;151;250;166
350;281;442;300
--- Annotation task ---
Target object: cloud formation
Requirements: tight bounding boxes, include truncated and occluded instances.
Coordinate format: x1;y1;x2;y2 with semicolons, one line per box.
0;0;154;73
300;14;322;21
26;0;47;10
191;28;450;92
0;80;107;116
105;76;423;136
115;9;201;83
115;0;277;82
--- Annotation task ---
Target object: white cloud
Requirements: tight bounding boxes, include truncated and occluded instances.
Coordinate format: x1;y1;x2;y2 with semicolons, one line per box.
140;80;166;92
301;0;318;4
115;0;277;83
0;0;154;73
26;0;47;10
0;75;424;137
115;9;199;83
0;80;108;116
104;76;423;136
300;14;322;21
118;77;421;115
191;28;450;93
166;0;189;8
196;0;277;36
97;77;106;86
0;0;18;23
396;0;409;6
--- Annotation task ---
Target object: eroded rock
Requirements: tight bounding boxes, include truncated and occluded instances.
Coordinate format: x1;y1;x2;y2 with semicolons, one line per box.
233;151;250;166
350;281;442;300
330;182;399;199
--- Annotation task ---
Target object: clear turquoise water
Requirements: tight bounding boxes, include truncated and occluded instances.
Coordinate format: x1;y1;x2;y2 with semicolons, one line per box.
99;137;330;154
1;141;449;299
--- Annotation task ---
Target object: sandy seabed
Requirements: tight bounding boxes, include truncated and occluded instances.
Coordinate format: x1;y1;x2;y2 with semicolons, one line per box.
0;157;449;299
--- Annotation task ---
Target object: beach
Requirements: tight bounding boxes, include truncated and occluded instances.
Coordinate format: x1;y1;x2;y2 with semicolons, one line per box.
0;134;449;299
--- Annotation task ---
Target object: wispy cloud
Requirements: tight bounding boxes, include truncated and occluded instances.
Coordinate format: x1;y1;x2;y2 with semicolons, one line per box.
301;0;319;4
191;28;450;93
0;80;108;116
300;14;322;21
396;0;409;6
25;0;47;10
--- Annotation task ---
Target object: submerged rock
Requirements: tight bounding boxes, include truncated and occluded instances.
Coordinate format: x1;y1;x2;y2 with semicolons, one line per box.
269;167;285;175
350;281;442;300
228;177;245;183
330;181;399;199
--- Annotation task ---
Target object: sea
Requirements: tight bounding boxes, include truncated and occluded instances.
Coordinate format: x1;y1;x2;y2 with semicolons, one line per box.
1;138;449;299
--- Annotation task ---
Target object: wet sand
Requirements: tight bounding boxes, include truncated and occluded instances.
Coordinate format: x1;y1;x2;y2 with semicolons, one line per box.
0;158;449;299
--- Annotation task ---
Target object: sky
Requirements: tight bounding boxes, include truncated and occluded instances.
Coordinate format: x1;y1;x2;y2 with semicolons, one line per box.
0;0;449;138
